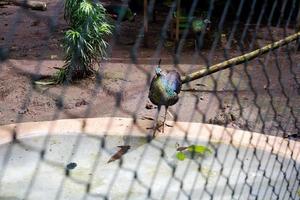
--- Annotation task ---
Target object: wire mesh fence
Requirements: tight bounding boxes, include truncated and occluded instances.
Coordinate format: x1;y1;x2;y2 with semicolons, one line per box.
0;0;300;199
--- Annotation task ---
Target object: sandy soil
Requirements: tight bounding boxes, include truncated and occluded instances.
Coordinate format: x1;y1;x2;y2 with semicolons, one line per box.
0;0;300;139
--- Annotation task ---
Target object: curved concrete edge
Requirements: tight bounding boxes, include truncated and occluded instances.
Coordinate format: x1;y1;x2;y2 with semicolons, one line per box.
0;117;299;161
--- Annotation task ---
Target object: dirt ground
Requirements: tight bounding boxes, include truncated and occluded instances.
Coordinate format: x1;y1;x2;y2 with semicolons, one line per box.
0;0;300;139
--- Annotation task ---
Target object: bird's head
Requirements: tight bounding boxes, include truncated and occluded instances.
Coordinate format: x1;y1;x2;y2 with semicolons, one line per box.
203;19;211;31
155;67;162;75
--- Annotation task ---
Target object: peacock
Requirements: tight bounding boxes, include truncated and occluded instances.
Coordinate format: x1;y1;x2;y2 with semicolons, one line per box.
148;59;182;134
148;30;300;138
170;10;211;49
192;18;211;50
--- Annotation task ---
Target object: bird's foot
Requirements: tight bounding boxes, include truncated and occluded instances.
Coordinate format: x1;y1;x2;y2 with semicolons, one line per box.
147;121;164;137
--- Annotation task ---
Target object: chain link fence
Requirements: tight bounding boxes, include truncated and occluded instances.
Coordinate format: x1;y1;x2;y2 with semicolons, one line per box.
0;0;300;199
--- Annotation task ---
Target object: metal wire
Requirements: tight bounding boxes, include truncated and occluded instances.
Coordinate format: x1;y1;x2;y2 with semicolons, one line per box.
0;0;299;199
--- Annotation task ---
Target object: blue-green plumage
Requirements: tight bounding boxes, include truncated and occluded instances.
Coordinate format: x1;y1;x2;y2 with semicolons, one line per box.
148;60;182;134
149;70;181;106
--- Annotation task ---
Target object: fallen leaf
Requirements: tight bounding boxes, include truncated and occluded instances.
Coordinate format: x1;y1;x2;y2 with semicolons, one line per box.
177;145;212;155
196;83;207;87
176;152;186;161
107;145;131;163
75;99;88;107
187;145;212;154
165;123;173;127
199;166;218;177
34;80;56;85
181;88;198;92
176;146;188;151
141;116;154;121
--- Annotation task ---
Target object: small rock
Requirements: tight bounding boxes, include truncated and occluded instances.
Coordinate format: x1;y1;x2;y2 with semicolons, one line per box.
18;108;28;114
66;162;77;170
50;55;58;59
75;99;88;107
145;103;153;109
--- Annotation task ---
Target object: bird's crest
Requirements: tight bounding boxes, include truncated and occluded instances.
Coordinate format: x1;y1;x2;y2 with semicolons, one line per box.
155;59;162;75
204;19;211;24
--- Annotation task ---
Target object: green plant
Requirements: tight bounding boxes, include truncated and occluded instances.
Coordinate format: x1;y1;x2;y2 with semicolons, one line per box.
35;0;112;84
176;145;212;161
61;0;112;83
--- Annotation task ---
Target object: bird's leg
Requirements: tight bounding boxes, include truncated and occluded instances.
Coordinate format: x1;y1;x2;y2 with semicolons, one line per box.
152;105;161;137
195;33;200;53
162;106;168;133
167;109;174;119
147;106;164;137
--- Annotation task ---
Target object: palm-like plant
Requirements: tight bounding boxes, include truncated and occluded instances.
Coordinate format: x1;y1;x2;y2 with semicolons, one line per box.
58;0;112;83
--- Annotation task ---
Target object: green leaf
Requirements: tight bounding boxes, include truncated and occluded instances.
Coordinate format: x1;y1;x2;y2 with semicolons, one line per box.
79;1;93;15
199;166;218;177
297;188;300;197
187;145;212;155
176;152;186;161
34;80;56;85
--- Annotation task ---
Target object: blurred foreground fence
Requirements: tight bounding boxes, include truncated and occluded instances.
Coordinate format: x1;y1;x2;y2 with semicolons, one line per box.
0;0;300;199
